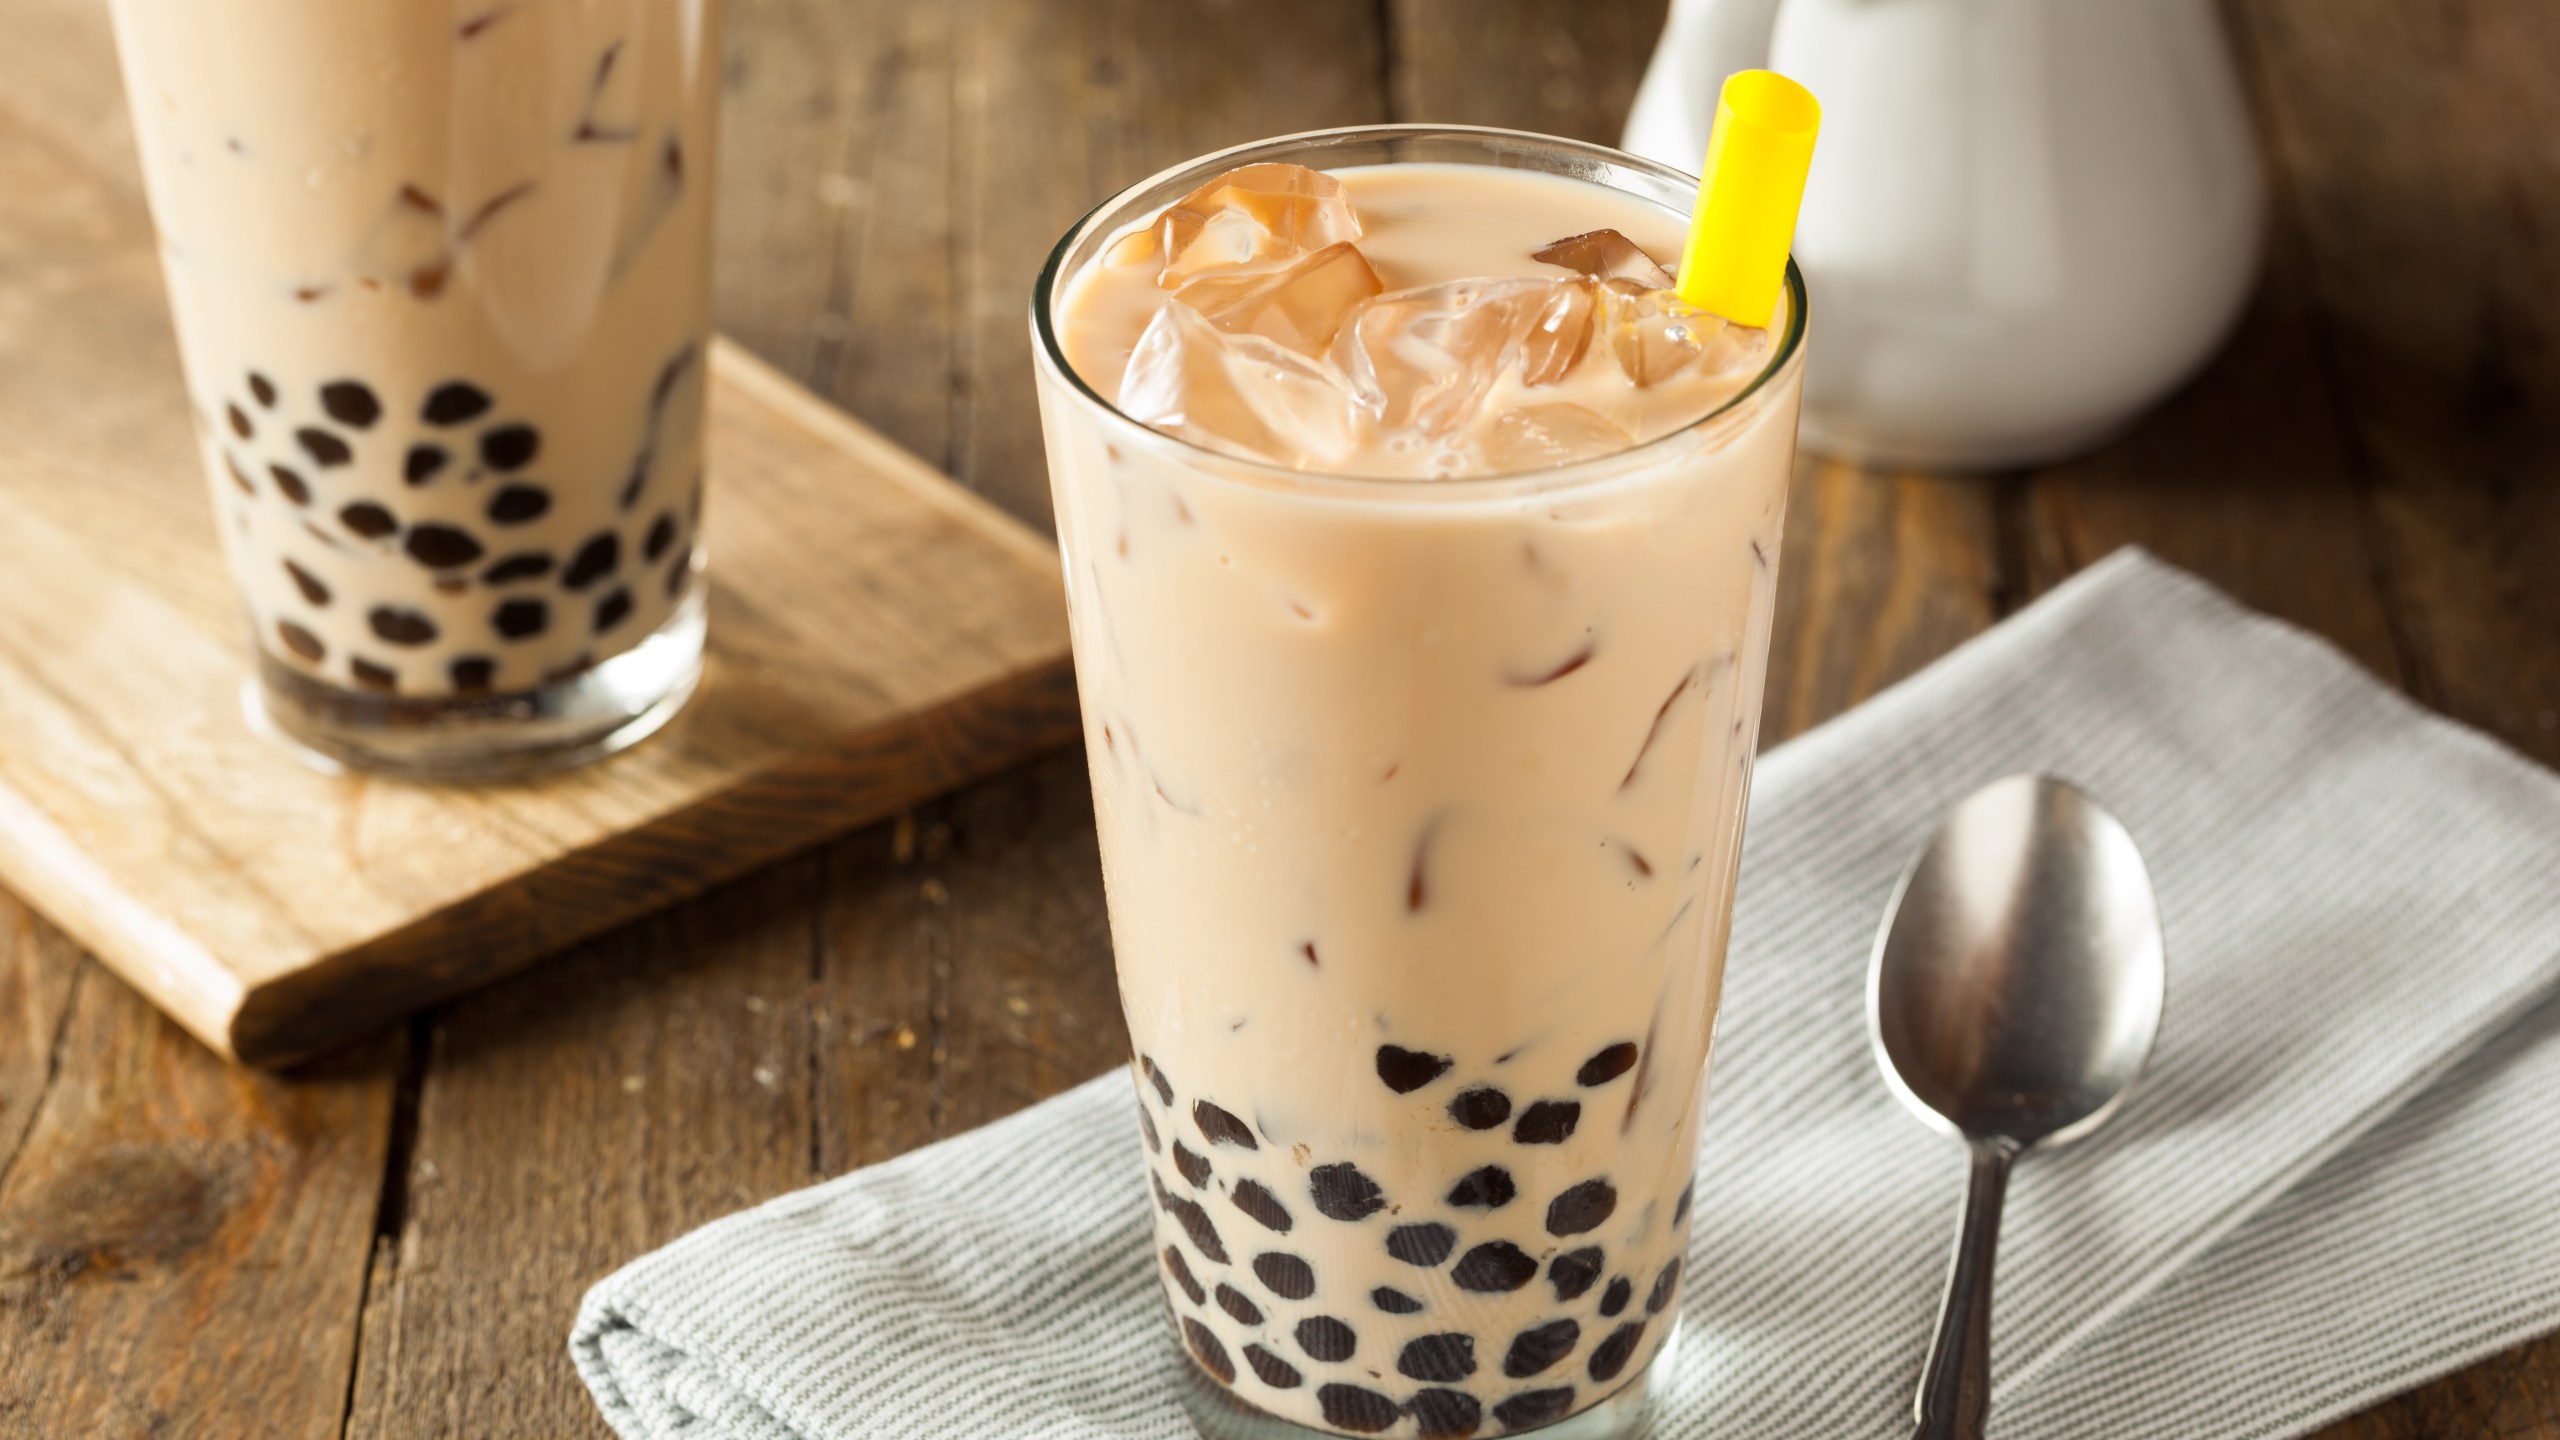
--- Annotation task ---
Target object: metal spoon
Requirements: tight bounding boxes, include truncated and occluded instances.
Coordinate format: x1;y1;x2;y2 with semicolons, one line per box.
1867;774;2167;1440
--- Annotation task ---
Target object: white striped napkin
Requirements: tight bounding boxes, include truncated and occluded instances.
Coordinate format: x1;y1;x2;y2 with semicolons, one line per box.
572;550;2560;1440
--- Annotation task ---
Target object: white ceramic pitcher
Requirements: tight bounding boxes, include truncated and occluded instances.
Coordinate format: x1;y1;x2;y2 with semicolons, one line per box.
1625;0;2265;470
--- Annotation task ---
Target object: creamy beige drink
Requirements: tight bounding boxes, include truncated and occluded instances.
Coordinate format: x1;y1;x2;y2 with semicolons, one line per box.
109;0;719;776
1034;132;1804;1438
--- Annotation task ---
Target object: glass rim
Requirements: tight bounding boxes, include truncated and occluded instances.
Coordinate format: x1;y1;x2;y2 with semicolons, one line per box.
1029;122;1809;502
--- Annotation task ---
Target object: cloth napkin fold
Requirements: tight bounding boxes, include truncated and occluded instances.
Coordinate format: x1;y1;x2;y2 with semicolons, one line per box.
573;550;2560;1440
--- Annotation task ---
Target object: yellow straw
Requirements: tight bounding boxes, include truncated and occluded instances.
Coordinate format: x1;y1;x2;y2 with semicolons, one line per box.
1675;70;1821;329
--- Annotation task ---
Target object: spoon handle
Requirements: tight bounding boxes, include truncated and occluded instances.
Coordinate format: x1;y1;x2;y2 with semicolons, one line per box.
1913;1139;2017;1440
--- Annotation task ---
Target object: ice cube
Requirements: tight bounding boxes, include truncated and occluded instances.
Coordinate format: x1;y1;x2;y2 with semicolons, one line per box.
1330;277;1599;435
1118;301;1356;466
1175;241;1383;355
1153;163;1363;286
1595;280;1746;388
1532;229;1677;289
1478;403;1636;472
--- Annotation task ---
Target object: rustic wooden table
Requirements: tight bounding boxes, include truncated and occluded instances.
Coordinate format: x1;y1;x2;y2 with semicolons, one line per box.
3;0;2555;1435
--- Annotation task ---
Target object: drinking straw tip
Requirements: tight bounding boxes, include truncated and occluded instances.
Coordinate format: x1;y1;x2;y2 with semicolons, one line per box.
1676;70;1820;328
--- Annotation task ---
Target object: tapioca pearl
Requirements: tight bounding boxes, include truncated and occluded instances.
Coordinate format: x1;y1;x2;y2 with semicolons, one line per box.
1537;1247;1600;1309
1546;1179;1618;1237
1408;1388;1484;1439
1294;1316;1357;1363
1182;1317;1235;1386
319;379;381;428
545;654;594;685
482;552;555;584
1164;1193;1229;1264
1251;1251;1317;1301
1161;1245;1207;1307
493;598;549;640
296;428;352;469
663;546;692;599
1492;1387;1576;1430
1371;1287;1423;1315
1446;1166;1516;1210
1230;1178;1293;1233
1151;1173;1176;1214
1502;1319;1580;1379
1450;1087;1511;1130
340;501;398;539
368;607;438;646
1452;1241;1539;1293
405;524;485;569
433;577;470;597
1136;1103;1160;1154
1141;1055;1175;1106
480;423;540;471
404;444;448;486
227;403;254;440
563;532;620;591
1672;1181;1693;1229
1578;1042;1639;1087
644;511;679;562
1597;1277;1632;1318
1214;1283;1264;1326
594;587;634;634
1645;1258;1681;1315
1171;1141;1212;1189
1316;1384;1399;1434
270;465;313;506
276;620;325;663
1193;1099;1258;1149
246;371;277;408
283;560;330;606
1376;1044;1453;1094
1585;1321;1646;1383
1387;1223;1456;1267
450;657;496;693
1396;1332;1476;1383
224;454;256;496
350;657;398;691
487;484;551;523
1309;1163;1387;1222
423;381;492;426
1242;1344;1303;1390
1512;1100;1580;1146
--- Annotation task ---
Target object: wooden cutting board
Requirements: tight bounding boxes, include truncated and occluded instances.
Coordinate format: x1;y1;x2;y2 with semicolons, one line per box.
0;86;1078;1067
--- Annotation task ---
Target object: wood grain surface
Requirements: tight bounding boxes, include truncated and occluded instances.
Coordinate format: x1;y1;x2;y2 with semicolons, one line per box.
2;0;2555;1436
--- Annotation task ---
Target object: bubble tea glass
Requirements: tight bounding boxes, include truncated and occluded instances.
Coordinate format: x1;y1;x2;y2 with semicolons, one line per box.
107;0;721;779
1033;128;1806;1438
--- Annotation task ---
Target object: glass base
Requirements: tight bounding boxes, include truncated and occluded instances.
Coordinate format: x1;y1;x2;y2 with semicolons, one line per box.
244;583;706;782
1174;1317;1678;1440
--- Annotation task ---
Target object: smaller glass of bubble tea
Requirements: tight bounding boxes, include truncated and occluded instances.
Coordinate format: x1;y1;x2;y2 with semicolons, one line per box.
107;0;723;778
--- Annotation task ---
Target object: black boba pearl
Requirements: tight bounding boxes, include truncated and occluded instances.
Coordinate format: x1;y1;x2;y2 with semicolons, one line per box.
405;524;485;568
563;532;620;590
296;427;352;468
1376;1044;1453;1094
1152;1173;1175;1213
1578;1042;1639;1087
422;381;493;426
1165;1193;1229;1264
1493;1388;1576;1429
619;449;651;511
487;484;551;523
1445;1166;1516;1210
1309;1163;1386;1222
1161;1245;1206;1306
482;552;555;584
224;454;256;495
493;598;549;639
1513;1100;1581;1145
1315;1384;1399;1434
226;403;254;439
644;511;679;561
594;587;633;634
1549;1247;1604;1303
1546;1179;1618;1237
1646;1258;1681;1315
283;560;330;606
1370;1287;1422;1315
1230;1178;1293;1233
270;465;313;505
1183;1317;1235;1385
480;423;540;470
1408;1388;1482;1438
1136;1105;1160;1153
1242;1343;1302;1390
1252;1251;1316;1301
1586;1321;1646;1383
1141;1055;1175;1106
1449;1087;1512;1130
1294;1316;1357;1363
1215;1282;1264;1326
404;444;448;486
1504;1319;1580;1378
450;657;496;693
664;546;691;599
1171;1141;1212;1189
340;501;397;539
350;657;397;691
247;371;277;408
1452;1241;1539;1293
1672;1181;1693;1229
368;607;437;646
1193;1100;1258;1149
1396;1332;1476;1383
319;379;380;428
1386;1223;1456;1267
1598;1277;1632;1317
276;620;325;662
